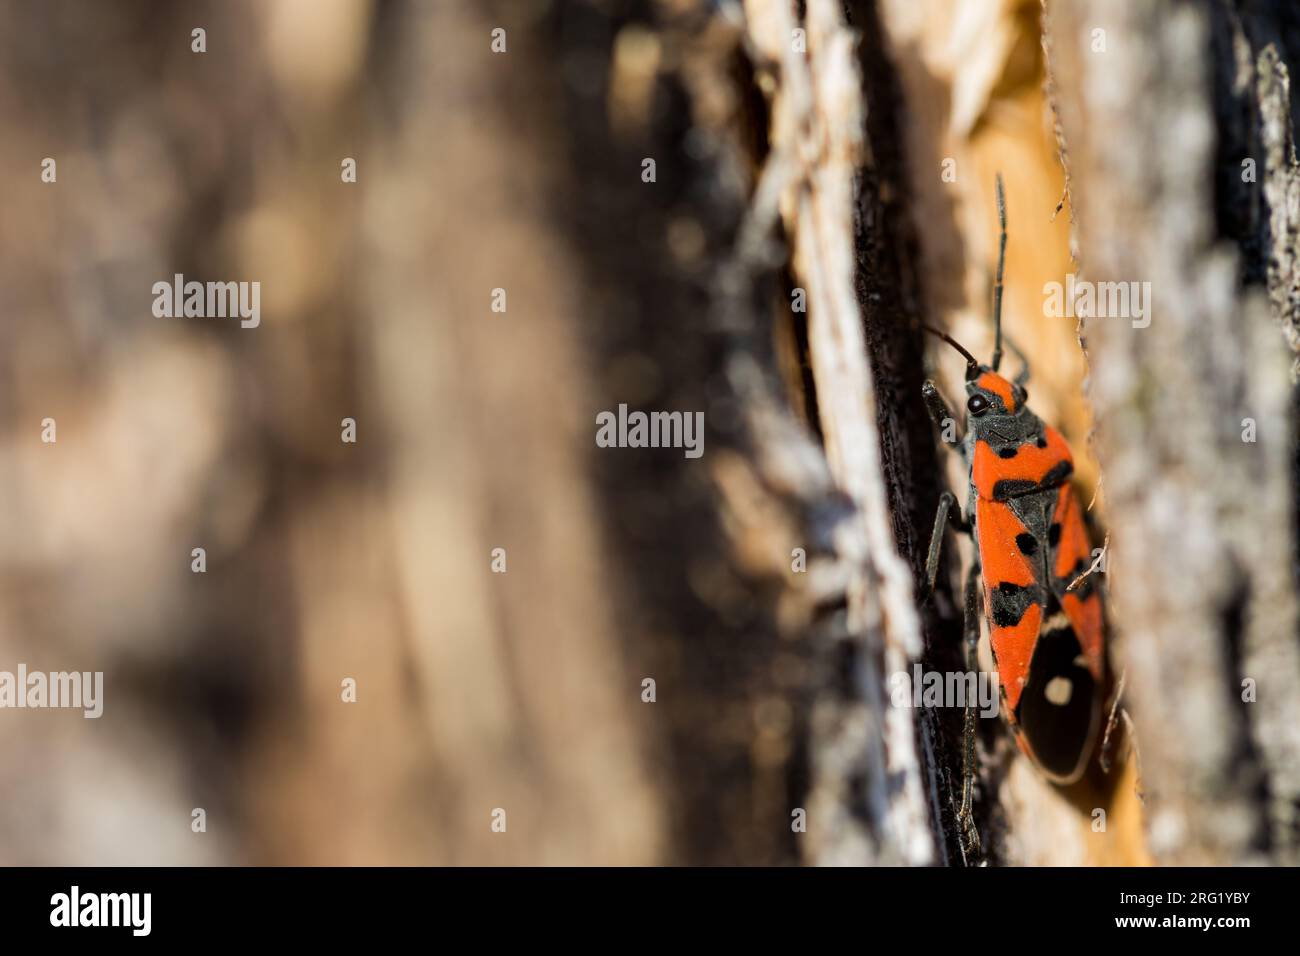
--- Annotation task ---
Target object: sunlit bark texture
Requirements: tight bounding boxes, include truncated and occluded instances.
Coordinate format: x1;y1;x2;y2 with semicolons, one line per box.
1045;0;1300;864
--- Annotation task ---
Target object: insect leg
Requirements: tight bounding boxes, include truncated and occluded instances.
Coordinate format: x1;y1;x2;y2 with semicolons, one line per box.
922;379;962;449
1120;710;1145;802
1101;671;1134;765
1099;670;1125;772
1100;670;1145;800
923;490;968;598
954;560;984;863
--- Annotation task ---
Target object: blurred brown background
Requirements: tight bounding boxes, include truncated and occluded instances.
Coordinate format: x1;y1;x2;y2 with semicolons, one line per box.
0;0;667;865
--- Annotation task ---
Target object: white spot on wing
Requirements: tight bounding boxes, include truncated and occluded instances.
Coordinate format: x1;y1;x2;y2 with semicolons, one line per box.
1045;676;1073;706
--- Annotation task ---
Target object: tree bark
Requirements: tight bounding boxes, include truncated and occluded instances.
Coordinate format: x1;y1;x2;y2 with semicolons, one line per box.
1044;0;1300;865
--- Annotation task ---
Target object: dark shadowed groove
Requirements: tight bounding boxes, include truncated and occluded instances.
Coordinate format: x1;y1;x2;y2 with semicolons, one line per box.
844;0;980;865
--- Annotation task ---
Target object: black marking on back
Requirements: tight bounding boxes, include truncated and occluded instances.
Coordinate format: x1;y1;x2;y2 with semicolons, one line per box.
993;478;1038;500
990;582;1036;629
992;606;1020;628
1016;533;1038;556
1040;460;1073;488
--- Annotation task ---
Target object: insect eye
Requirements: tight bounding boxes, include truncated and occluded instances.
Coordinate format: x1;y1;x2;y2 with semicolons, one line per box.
967;394;990;416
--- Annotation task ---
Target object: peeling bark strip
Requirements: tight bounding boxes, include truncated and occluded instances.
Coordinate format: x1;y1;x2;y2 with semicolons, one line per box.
744;0;935;865
1045;0;1300;864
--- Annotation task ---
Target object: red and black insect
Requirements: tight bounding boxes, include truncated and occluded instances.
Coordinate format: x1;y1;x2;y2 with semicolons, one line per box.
921;176;1106;860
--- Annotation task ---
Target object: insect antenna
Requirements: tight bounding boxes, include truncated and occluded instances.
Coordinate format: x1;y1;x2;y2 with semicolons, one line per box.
1002;333;1031;386
922;324;980;380
991;173;1007;372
